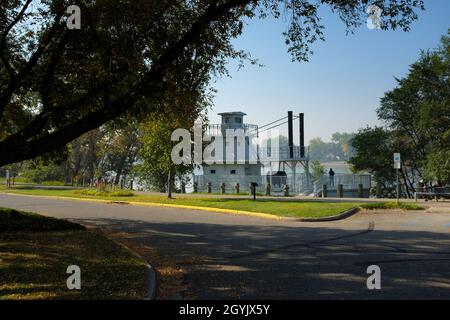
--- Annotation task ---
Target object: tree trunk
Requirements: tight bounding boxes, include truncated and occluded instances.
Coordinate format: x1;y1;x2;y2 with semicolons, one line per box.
114;147;131;185
400;168;412;199
167;168;173;199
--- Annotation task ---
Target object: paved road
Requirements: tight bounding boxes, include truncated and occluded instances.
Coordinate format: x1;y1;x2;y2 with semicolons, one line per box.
1;193;450;299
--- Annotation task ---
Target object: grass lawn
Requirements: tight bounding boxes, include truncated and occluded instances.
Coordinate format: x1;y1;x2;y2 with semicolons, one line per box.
0;207;149;300
1;187;426;218
2;187;364;218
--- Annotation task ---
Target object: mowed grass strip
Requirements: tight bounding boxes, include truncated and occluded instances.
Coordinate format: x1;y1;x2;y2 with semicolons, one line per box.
143;198;362;218
360;202;425;210
0;207;149;300
1;187;363;218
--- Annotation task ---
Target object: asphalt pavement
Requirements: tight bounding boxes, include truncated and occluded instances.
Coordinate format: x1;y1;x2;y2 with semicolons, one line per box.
1;193;450;299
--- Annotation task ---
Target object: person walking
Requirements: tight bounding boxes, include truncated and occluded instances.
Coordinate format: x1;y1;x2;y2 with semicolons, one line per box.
329;168;335;187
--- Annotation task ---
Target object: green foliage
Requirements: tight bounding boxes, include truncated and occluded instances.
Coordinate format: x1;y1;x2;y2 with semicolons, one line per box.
332;132;355;160
135;113;197;193
310;160;325;180
308;132;355;161
20;159;66;183
360;202;424;211
350;31;450;196
74;189;135;197
0;0;425;166
40;180;67;186
424;149;450;183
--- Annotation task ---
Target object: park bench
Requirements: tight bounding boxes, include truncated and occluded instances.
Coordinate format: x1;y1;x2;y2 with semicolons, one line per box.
414;187;450;201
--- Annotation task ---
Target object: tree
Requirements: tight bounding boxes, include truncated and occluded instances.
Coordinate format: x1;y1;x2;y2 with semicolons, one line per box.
310;160;325;181
331;132;355;160
100;122;141;187
350;30;450;196
349;127;398;197
0;0;424;167
135;115;196;197
308;134;354;161
424;150;450;185
63;128;104;185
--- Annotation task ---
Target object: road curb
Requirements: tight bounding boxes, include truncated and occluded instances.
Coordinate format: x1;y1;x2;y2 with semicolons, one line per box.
127;201;283;221
101;230;157;300
0;192;283;221
143;263;157;300
293;207;360;222
0;192;358;222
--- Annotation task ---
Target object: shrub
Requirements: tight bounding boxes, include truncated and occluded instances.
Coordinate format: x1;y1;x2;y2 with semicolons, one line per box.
41;181;67;186
74;189;134;197
361;202;424;210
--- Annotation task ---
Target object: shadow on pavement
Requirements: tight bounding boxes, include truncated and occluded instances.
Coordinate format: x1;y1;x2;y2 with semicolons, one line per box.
73;217;450;299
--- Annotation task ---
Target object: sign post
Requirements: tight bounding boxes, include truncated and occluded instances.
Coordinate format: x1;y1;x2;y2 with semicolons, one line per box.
394;153;401;203
5;170;10;189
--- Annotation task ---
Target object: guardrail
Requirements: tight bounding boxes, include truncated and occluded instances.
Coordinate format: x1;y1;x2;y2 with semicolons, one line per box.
313;174;371;196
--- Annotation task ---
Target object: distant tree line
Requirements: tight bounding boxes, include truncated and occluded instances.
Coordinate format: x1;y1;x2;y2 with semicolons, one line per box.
308;132;355;162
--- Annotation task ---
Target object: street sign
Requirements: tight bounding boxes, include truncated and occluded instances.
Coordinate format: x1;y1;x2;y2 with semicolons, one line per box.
5;170;10;189
394;153;401;169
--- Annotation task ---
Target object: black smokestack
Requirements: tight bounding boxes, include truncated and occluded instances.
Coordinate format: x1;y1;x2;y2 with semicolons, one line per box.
288;111;293;159
299;113;305;158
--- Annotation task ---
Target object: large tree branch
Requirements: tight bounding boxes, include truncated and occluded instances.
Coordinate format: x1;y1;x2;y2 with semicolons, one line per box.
3;80;113;145
40;31;69;112
0;0;33;78
0;0;255;166
0;100;126;166
148;0;253;76
0;7;65;122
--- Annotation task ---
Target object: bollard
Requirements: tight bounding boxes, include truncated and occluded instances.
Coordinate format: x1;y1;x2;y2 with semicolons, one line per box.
250;182;259;200
283;184;290;197
207;182;212;194
376;182;382;198
337;184;344;198
322;184;327;198
220;182;226;194
193;182;198;193
265;183;271;196
235;183;240;194
358;183;364;198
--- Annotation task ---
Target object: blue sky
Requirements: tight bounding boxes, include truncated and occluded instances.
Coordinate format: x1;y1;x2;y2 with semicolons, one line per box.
210;0;450;143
